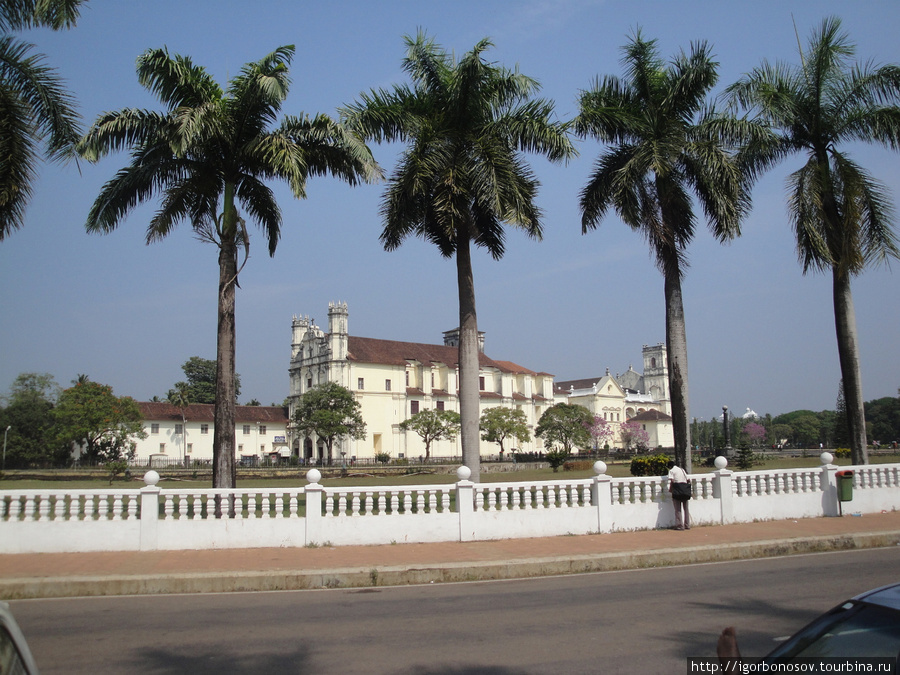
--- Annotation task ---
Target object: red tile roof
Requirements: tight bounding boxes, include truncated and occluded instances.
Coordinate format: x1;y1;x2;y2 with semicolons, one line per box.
138;402;288;424
346;335;540;375
628;409;672;422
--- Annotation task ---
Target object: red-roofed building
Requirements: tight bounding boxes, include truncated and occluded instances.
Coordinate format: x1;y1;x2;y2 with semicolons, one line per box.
289;303;555;462
132;402;289;464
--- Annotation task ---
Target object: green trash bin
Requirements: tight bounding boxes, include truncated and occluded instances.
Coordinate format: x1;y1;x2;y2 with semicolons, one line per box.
836;470;854;502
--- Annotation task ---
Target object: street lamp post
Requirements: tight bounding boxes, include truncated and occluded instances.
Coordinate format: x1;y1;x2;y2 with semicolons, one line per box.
722;406;732;456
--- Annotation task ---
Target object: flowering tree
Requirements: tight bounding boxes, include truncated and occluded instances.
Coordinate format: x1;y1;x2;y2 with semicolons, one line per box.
585;415;614;451
619;420;650;452
742;422;767;448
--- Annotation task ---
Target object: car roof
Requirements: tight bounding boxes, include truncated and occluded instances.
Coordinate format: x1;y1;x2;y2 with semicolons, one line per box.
854;582;900;611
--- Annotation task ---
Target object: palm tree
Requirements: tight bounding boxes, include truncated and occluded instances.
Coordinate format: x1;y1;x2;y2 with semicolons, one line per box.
78;46;380;489
340;32;575;482
727;17;900;465
574;32;749;472
0;0;83;240
168;382;191;464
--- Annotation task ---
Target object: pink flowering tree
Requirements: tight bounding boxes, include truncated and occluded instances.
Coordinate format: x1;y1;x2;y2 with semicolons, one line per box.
619;419;650;452
585;415;615;452
742;421;767;448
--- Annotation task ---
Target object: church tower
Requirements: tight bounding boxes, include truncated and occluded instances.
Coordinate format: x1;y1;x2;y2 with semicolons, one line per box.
642;343;671;415
327;301;350;387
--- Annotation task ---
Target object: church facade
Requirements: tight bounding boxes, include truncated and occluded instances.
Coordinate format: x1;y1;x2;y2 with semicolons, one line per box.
288;302;556;462
287;303;673;462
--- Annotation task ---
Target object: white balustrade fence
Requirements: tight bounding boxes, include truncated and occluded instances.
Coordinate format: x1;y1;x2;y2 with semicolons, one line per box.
1;456;898;554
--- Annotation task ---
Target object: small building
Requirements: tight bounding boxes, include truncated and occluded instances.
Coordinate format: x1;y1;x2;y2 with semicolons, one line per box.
626;409;675;449
133;402;289;464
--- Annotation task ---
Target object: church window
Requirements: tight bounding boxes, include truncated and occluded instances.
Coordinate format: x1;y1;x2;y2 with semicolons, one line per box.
175;424;183;435
406;371;410;386
385;379;391;391
151;424;159;434
259;425;267;435
358;378;364;390
243;425;251;435
651;358;657;368
186;444;192;454
479;377;485;390
411;400;419;415
437;401;445;411
201;424;209;434
431;372;435;387
159;443;165;453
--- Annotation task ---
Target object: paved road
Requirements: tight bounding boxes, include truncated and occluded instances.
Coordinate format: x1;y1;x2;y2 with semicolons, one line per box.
10;548;900;674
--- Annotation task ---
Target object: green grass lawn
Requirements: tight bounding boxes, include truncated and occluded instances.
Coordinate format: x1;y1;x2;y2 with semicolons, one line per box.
2;453;896;491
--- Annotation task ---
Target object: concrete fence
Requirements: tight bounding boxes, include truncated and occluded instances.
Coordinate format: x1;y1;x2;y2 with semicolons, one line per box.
2;454;898;554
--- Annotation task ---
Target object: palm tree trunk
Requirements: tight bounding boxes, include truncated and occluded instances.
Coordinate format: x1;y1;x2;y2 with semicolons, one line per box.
664;268;692;472
456;231;481;482
832;267;868;464
213;235;238;492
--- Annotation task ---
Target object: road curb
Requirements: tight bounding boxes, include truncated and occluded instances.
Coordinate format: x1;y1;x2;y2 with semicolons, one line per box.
3;530;898;599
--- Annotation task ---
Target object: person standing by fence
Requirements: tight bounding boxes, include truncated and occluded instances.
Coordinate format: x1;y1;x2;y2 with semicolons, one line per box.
667;460;691;530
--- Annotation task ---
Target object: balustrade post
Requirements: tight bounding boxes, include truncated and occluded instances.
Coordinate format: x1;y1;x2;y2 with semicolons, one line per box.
304;469;324;545
139;471;161;551
590;462;612;533
711;457;734;524
819;453;840;517
455;466;475;542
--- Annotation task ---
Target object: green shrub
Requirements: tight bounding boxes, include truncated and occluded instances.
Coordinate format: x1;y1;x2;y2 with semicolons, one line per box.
545;449;570;472
630;454;671;476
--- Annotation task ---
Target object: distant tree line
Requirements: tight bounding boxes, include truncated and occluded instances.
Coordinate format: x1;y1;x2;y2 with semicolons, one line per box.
0;373;145;469
691;390;900;452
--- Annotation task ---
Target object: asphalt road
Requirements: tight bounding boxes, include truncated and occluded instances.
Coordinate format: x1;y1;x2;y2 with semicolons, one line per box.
10;547;900;675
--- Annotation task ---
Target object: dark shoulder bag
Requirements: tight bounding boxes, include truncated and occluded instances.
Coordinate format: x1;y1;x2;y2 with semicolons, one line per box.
672;481;692;500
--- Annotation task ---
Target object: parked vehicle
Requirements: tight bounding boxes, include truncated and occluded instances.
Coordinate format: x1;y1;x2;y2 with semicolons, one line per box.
765;582;900;660
0;601;39;674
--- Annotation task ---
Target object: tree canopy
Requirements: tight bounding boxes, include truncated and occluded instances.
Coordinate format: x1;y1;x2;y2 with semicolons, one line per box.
536;403;592;454
53;379;146;463
167;356;241;405
479;407;530;455
400;408;460;459
293;382;367;462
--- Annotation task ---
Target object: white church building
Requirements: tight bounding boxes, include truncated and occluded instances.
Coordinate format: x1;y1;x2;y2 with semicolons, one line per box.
287;303;674;463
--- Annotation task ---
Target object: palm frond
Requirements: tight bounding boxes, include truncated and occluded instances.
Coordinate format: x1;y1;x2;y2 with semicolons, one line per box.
137;48;222;111
0;0;83;31
0;35;81;159
0;84;36;239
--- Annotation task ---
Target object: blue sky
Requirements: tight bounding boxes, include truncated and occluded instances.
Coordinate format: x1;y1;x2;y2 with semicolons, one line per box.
1;0;898;422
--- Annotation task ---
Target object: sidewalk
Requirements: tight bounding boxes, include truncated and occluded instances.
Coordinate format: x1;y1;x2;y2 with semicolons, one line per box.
2;511;899;599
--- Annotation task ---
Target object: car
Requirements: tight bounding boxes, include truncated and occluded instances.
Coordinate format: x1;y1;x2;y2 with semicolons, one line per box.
764;582;900;660
0;601;39;674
